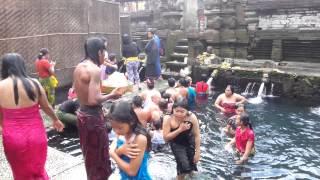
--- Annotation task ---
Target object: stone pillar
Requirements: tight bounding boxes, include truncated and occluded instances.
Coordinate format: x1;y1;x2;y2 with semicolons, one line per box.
187;37;204;65
184;0;199;31
271;40;282;61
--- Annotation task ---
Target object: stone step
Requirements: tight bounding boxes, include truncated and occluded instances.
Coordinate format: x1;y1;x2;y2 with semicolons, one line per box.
165;61;188;68
171;52;188;59
177;39;188;46
174;46;189;53
161;71;182;80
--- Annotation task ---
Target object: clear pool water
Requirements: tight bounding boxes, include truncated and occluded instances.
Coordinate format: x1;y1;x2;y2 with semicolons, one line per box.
48;95;320;179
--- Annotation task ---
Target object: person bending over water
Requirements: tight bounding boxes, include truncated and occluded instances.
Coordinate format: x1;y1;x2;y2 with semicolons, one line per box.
163;98;201;180
109;100;151;180
223;104;246;137
215;85;246;117
73;37;124;179
225;113;255;164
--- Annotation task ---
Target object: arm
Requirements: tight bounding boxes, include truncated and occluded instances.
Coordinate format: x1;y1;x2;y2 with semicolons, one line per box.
191;114;201;163
37;80;64;132
87;68;121;105
235;94;247;104
162;115;189;142
145;40;153;54
110;135;147;176
236;140;254;164
214;95;225;112
115;143;141;159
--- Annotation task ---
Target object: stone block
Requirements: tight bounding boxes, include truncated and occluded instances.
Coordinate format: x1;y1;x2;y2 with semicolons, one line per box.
199;29;220;42
220;47;236;57
220;29;236;42
207;16;222;29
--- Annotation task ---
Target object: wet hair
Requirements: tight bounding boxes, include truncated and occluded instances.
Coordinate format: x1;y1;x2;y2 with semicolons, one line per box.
162;92;171;101
226;85;234;94
132;95;143;108
122;34;131;44
1;53;41;105
109;100;151;151
159;99;168;111
236;103;245;109
179;78;188;88
146;78;154;89
201;74;207;82
153;120;162;130
109;53;116;61
84;37;106;66
172;98;189;113
168;78;176;87
239;113;252;130
38;48;49;60
147;28;156;35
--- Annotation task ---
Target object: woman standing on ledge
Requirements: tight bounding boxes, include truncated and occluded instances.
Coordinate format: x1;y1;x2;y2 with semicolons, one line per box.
35;48;56;107
0;53;64;179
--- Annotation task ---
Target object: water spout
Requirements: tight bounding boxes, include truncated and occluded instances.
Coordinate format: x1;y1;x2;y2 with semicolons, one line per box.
248;82;265;104
250;82;256;95
241;82;252;96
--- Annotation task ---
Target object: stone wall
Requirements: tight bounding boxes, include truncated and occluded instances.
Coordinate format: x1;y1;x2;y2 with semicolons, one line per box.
246;0;320;62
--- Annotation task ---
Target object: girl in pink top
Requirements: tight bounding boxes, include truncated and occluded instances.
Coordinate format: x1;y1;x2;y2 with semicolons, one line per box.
225;113;255;164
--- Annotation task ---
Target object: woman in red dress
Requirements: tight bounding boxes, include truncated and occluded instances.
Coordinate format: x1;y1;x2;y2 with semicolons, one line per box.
0;53;64;180
214;85;246;117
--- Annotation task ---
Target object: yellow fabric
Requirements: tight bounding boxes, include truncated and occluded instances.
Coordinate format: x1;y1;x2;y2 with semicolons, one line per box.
50;76;59;88
124;57;139;64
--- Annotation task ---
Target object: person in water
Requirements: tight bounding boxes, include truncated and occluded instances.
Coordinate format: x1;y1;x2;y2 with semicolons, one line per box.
223;104;246;137
214;85;246;117
150;120;166;152
163;98;201;180
0;53;64;179
73;37;124;179
225;113;255;164
109;100;151;180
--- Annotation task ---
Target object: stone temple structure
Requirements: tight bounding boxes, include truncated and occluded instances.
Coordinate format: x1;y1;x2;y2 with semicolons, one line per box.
121;0;320;100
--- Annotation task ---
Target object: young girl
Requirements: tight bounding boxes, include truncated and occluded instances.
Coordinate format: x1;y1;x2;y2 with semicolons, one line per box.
225;113;255;164
150;120;165;152
162;98;201;180
109;100;151;180
223;104;246;137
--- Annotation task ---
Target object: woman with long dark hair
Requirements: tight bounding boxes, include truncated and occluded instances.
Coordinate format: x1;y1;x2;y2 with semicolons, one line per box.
0;53;64;179
225;113;255;164
35;48;56;107
162;98;201;180
108;100;151;179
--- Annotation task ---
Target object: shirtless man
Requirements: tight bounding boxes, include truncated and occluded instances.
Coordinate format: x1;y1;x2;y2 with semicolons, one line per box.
73;37;124;179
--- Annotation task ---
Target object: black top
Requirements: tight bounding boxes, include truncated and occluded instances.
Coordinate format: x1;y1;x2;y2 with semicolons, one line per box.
170;120;194;146
59;100;80;114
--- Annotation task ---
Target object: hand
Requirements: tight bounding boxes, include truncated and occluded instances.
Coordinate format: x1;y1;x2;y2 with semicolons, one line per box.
178;121;191;132
52;120;64;132
50;61;56;66
236;157;247;165
220;108;226;113
122;143;141;159
109;140;117;158
193;151;200;163
110;87;126;98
